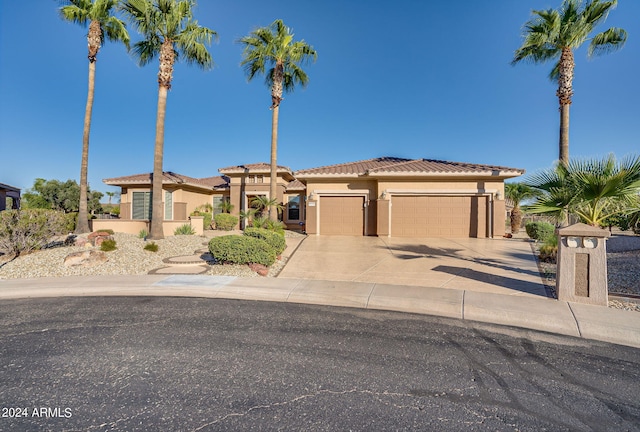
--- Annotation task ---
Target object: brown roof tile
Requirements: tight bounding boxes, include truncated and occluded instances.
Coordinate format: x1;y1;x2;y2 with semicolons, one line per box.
218;162;293;174
285;179;306;191
295;157;524;177
103;171;229;190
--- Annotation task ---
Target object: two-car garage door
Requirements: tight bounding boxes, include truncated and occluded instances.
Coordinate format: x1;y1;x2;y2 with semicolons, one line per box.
391;196;475;238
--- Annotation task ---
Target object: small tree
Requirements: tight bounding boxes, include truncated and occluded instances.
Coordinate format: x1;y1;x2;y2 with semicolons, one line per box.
505;183;539;234
0;209;67;257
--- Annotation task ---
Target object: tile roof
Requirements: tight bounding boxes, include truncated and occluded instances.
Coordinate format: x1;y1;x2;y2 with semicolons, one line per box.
295;157;524;177
285;179;306;191
103;172;229;191
218;162;293;174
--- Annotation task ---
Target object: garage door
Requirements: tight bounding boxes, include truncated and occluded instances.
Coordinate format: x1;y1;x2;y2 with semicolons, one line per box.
320;196;364;235
391;196;474;238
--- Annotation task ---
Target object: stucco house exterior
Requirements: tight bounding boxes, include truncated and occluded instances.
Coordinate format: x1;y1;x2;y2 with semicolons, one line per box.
0;183;21;211
100;157;524;238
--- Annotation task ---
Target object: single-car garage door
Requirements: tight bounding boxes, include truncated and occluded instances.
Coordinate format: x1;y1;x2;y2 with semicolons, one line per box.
391;195;476;238
320;196;364;235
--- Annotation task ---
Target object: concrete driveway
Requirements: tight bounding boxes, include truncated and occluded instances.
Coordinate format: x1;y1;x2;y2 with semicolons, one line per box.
278;236;548;298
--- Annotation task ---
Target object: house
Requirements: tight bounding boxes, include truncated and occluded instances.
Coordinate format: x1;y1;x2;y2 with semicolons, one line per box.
100;157;524;238
0;183;21;211
97;172;229;235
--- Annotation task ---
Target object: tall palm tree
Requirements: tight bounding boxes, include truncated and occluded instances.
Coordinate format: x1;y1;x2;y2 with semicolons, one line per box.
512;0;626;165
526;154;640;227
505;183;540;234
121;0;216;239
59;0;130;234
239;20;317;221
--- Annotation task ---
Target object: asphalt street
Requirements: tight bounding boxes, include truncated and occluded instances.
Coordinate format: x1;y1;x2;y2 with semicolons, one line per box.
0;296;638;431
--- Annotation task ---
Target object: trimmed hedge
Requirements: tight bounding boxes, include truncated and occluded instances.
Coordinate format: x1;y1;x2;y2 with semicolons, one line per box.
208;235;276;266
525;221;555;241
214;213;238;231
244;227;286;255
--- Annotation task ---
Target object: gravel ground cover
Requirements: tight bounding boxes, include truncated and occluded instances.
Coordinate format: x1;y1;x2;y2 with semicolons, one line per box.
0;231;302;280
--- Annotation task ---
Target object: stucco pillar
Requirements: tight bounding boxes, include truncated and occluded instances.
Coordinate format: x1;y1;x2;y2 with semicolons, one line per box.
556;223;610;306
305;194;318;235
189;215;204;236
376;198;390;237
492;198;506;238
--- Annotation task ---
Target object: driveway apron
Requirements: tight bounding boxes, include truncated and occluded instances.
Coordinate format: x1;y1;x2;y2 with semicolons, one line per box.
277;236;548;298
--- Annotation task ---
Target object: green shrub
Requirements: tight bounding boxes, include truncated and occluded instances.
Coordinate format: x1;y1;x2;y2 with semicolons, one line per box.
265;219;286;234
96;229;114;235
64;212;78;232
144;241;159;252
244;227;286;255
100;239;117;252
525;221;555;241
208;235;276;266
191;207;213;230
0;209;67;256
539;235;558;262
138;229;148;239
174;224;195;235
214;213;238;231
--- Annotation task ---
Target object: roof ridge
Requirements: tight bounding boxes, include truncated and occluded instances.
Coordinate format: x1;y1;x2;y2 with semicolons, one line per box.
298;156;411;172
367;158;418;172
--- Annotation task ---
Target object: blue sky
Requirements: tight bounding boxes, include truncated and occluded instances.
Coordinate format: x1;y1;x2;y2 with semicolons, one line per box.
1;1;638;196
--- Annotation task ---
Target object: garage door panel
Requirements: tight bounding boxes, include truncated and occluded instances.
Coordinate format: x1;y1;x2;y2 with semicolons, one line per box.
320;196;364;236
391;196;474;238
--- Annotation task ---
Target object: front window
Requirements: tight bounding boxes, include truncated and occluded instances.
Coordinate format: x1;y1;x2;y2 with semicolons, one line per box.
132;191;151;220
164;191;173;220
287;195;300;220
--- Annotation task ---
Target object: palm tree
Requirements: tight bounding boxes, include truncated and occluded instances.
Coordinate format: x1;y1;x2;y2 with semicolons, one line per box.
59;0;130;234
505;183;540;234
250;195;283;218
526;154;640;227
512;0;627;165
239;20;317;221
121;0;216;239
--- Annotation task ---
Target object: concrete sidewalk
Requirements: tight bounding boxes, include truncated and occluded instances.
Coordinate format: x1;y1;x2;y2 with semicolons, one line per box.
1;274;638;349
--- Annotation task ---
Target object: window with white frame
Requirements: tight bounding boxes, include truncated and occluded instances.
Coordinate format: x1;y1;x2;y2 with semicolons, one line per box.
287;195;300;220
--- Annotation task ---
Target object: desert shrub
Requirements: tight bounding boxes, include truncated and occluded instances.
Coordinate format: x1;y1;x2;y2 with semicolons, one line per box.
0;209;66;256
244;227;286;255
64;212;78;232
208;235;276;266
174;224;195;235
138;229;148;239
539;235;558;262
144;241;158;252
100;239;117;252
96;229;114;235
214;213;238;231
525;221;555;241
265;219;286;234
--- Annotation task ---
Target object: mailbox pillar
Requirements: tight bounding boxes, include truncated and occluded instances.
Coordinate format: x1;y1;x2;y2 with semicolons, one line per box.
556;223;610;306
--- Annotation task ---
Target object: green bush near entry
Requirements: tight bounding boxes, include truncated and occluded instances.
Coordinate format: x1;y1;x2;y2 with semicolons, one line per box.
208;235;276;266
214;213;238;231
244;227;286;255
525;221;555;241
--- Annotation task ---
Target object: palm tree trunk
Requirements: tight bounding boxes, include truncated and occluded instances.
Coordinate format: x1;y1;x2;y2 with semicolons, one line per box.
76;22;101;234
269;104;279;221
149;85;168;239
557;47;574;166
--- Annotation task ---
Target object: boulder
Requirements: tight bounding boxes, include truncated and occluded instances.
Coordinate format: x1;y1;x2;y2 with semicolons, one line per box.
64;250;108;267
74;237;88;247
88;231;113;247
248;263;269;276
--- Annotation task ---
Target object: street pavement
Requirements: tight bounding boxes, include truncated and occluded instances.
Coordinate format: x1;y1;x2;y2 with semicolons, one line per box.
1;297;638;431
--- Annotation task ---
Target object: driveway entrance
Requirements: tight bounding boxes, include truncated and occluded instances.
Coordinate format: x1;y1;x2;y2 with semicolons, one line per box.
278;236;548;297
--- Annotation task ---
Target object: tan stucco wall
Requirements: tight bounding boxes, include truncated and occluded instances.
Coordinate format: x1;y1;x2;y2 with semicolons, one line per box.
118;186;217;221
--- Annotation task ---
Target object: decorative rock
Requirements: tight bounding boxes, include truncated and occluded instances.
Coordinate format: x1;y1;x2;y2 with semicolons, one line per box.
88;231;113;247
64;250;108;267
74;237;88;247
248;263;269;276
